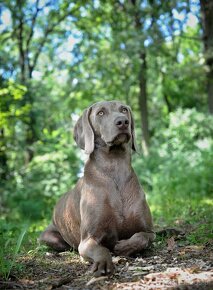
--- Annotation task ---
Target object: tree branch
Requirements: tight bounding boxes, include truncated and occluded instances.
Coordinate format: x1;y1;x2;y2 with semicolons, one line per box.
26;0;40;50
30;8;77;76
26;0;41;77
17;11;26;83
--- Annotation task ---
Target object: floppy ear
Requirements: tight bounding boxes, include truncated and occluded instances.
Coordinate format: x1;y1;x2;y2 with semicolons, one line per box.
129;107;138;152
73;107;94;154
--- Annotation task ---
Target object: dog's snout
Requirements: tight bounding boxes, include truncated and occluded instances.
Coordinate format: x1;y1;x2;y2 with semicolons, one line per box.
115;116;129;130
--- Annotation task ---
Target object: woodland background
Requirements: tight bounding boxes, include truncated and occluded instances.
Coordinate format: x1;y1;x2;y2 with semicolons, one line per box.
0;0;213;283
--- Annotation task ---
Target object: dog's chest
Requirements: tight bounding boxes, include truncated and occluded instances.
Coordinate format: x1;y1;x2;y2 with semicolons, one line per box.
110;189;144;238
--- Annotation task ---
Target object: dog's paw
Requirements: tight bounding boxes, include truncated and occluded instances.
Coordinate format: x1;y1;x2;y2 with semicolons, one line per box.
114;240;133;256
90;258;114;277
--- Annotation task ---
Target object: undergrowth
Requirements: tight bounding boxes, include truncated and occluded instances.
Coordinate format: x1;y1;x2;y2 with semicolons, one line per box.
0;108;212;279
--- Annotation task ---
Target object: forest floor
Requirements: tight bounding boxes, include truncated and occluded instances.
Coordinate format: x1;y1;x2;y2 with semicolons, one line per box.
1;227;213;290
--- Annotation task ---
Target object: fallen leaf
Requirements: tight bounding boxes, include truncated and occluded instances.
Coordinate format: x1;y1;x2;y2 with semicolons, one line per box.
186;265;201;274
167;236;176;251
132;271;149;276
184;245;204;252
112;256;127;264
140;266;155;271
86;276;107;286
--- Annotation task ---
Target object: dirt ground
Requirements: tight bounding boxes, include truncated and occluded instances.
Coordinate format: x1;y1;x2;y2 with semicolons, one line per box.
1;234;213;290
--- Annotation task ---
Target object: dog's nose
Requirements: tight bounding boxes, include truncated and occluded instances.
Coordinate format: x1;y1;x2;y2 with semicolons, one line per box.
115;116;129;130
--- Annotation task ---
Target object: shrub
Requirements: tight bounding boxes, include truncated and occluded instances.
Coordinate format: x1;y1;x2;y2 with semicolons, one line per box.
133;108;213;223
4;146;80;222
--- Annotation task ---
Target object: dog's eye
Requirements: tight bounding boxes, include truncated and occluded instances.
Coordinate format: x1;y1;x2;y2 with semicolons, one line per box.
122;108;128;113
98;111;104;116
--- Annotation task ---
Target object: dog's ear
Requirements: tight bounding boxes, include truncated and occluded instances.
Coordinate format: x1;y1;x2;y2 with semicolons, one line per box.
129;107;138;152
74;107;94;154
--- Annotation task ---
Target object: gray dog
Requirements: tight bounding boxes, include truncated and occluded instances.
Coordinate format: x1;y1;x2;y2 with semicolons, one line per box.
39;100;155;277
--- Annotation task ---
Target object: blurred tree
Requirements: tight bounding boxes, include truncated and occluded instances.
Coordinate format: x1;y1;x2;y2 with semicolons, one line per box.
0;0;211;226
1;0;206;161
200;0;213;114
108;0;194;153
1;0;81;161
2;0;80;82
130;0;150;155
0;80;27;180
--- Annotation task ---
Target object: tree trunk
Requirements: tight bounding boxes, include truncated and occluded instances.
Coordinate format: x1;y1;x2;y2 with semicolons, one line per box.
161;71;172;113
200;0;213;114
138;51;149;155
0;129;8;180
130;0;150;154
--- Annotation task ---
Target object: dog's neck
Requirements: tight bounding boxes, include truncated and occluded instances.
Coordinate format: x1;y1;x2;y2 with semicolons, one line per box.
94;136;132;153
85;142;133;190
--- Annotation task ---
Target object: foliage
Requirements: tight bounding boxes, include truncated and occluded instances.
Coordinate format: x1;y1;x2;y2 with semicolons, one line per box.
0;0;212;280
0;220;28;280
0;81;28;178
2;138;80;222
133;108;213;228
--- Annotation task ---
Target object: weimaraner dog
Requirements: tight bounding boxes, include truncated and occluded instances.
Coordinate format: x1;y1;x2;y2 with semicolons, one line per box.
39;100;155;277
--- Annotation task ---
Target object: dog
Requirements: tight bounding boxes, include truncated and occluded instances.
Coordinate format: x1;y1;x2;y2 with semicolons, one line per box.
39;100;155;277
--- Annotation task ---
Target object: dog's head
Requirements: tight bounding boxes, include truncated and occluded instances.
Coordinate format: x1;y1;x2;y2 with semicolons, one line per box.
74;101;137;154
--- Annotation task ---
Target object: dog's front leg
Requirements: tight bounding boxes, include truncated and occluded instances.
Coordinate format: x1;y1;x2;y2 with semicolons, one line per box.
78;237;114;277
114;231;155;256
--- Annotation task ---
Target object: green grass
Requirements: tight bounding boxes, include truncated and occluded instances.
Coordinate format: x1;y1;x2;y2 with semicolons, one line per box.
1;197;212;280
1;189;212;279
0;222;28;280
150;193;213;245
